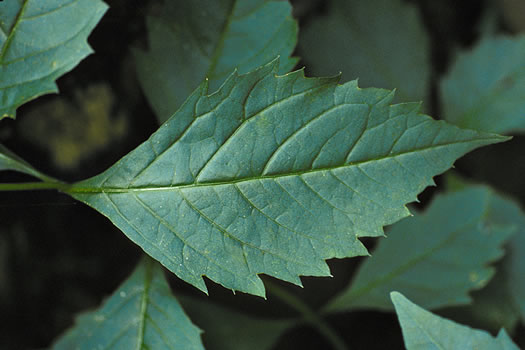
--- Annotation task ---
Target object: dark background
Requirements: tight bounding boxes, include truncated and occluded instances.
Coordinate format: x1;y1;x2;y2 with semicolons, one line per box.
1;0;524;349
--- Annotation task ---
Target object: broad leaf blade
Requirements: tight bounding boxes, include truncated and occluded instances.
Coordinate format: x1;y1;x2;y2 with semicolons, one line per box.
327;186;517;312
391;292;520;350
52;257;204;350
0;144;57;182
179;295;295;350
441;35;525;134
135;0;298;123
0;0;108;119
68;61;507;296
299;0;430;104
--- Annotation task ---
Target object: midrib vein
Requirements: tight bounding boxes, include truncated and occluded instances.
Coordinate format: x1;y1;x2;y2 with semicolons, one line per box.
135;260;153;350
67;138;500;194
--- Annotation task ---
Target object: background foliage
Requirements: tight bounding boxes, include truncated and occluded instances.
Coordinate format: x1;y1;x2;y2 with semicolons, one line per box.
1;0;524;349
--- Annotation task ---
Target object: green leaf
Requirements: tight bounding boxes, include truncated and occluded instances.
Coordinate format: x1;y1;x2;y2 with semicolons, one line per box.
0;0;108;119
67;60;507;297
299;0;430;104
0;144;56;182
441;35;525;134
52;257;204;350
134;0;298;123
440;264;520;334
444;171;471;192
507;219;525;323
447;223;525;331
326;186;517;313
391;292;520;350
179;295;295;350
444;174;525;327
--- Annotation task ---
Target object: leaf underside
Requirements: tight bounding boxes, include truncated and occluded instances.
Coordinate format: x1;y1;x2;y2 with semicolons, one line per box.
327;186;517;312
441;35;525;134
0;0;108;119
134;0;298;123
68;60;507;296
391;292;520;350
52;257;204;350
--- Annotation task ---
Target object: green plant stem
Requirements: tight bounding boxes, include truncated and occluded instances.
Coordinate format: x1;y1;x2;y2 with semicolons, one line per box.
0;181;70;192
264;279;347;350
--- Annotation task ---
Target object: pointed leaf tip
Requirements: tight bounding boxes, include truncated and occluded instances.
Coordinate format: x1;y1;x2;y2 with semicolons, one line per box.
391;292;520;350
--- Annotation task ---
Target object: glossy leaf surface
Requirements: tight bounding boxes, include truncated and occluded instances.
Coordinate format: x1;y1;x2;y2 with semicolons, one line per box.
391;292;520;350
441;35;525;134
135;0;298;123
299;0;430;104
68;61;507;296
52;257;204;350
327;186;517;312
0;0;108;119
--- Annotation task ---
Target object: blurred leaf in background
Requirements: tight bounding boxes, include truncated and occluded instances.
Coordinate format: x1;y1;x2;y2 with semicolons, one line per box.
326;186;517;312
440;174;525;334
507;220;525;323
134;0;299;123
441;261;521;334
299;0;430;104
441;35;525;134
179;295;295;350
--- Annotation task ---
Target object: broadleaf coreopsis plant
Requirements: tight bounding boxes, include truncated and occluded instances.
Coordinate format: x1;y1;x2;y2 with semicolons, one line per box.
1;0;524;349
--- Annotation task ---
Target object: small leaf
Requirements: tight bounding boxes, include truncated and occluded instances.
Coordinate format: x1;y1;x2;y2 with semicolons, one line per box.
391;292;520;350
134;0;298;123
441;35;525;134
179;295;295;350
326;186;517;312
299;0;430;104
0;144;57;182
0;0;108;119
67;60;507;297
52;257;204;350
